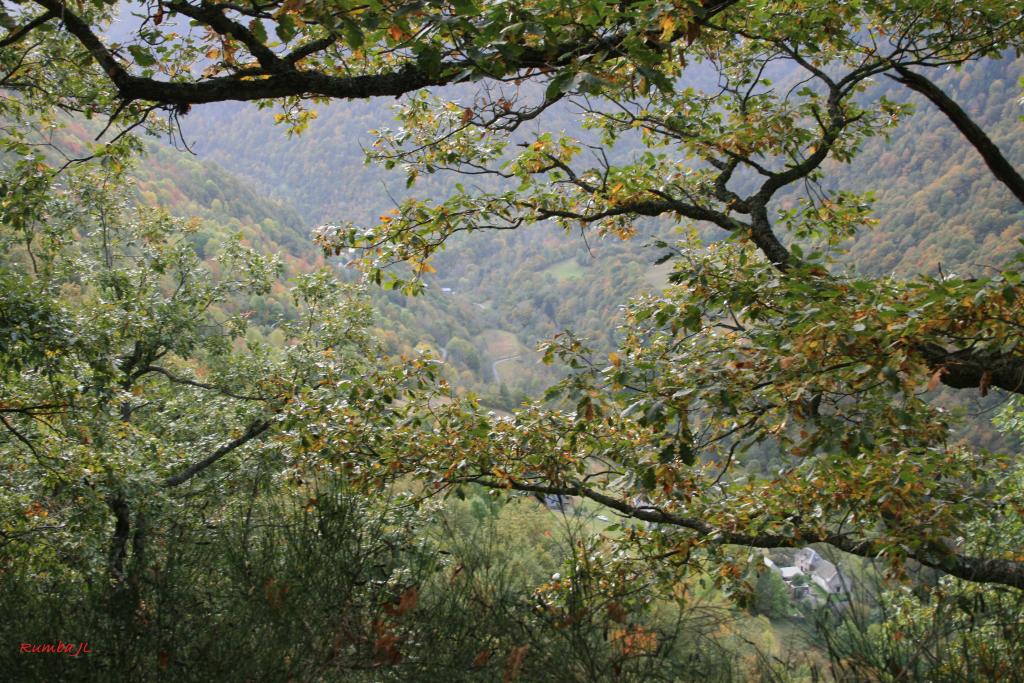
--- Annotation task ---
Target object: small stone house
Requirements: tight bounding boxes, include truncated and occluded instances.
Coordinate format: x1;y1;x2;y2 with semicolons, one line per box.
794;548;848;594
764;547;852;603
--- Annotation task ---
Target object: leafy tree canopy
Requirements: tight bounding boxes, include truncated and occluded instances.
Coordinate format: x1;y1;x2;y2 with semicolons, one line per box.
2;0;1024;641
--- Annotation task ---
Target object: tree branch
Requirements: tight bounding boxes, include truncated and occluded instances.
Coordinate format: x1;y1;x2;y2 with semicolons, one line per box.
163;419;272;487
165;0;284;72
917;342;1024;395
140;365;272;401
106;495;131;583
465;477;1024;590
533;195;747;234
0;414;40;458
32;0;740;106
890;65;1024;205
0;9;55;48
32;0;129;84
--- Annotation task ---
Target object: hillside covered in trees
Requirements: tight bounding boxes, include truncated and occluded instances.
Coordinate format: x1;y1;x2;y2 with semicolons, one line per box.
2;0;1024;681
171;55;1024;409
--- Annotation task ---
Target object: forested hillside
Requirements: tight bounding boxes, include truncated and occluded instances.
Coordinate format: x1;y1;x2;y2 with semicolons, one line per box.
34;114;326;341
179;57;1024;278
3;0;1024;680
832;57;1024;275
171;56;1024;408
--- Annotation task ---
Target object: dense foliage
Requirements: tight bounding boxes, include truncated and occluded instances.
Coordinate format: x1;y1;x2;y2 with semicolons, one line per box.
1;0;1023;679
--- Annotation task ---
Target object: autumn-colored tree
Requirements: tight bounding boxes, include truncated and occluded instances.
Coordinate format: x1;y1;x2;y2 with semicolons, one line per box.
2;3;1024;677
309;1;1024;587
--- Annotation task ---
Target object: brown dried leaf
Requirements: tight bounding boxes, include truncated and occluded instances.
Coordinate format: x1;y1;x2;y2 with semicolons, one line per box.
471;649;492;668
503;645;529;682
685;23;701;45
926;367;946;392
606;601;628;623
398;587;418;614
980;369;992;397
374;633;402;665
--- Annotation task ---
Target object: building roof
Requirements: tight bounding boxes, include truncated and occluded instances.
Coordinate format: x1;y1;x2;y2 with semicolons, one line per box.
814;560;839;583
779;566;804;580
796;547;822;566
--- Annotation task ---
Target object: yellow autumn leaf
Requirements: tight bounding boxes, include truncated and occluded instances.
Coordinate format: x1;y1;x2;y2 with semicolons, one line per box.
659;15;676;41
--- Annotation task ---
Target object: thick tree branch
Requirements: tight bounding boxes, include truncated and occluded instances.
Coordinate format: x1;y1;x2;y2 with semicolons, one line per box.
755;93;847;203
466;477;1024;590
533;196;747;233
165;0;284;72
284;35;337;65
32;0;739;106
106;495;131;582
163;418;271;487
890;65;1024;206
32;0;128;83
0;10;55;48
746;202;791;268
917;342;1024;395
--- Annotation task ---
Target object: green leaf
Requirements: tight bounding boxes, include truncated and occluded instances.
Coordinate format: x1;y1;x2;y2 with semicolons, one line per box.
570;72;604;95
640;466;656;491
451;0;478;15
414;45;442;76
249;19;268;44
545;71;574;102
341;17;364;48
127;45;156;67
277;14;297;43
635;64;673;94
677;440;694;466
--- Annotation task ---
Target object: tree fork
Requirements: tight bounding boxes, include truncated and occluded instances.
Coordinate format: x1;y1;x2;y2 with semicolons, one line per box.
106;495;131;584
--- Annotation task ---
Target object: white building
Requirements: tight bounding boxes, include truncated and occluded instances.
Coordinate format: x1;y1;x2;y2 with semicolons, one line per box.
765;547;851;601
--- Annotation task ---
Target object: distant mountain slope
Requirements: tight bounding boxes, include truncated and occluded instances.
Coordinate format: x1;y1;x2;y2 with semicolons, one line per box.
164;56;1024;408
178;57;1023;274
52;116;314;265
179;99;400;226
24;115;328;346
836;58;1024;276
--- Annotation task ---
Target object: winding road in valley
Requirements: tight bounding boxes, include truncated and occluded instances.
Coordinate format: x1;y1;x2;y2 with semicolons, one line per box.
430;339;523;384
491;355;521;384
